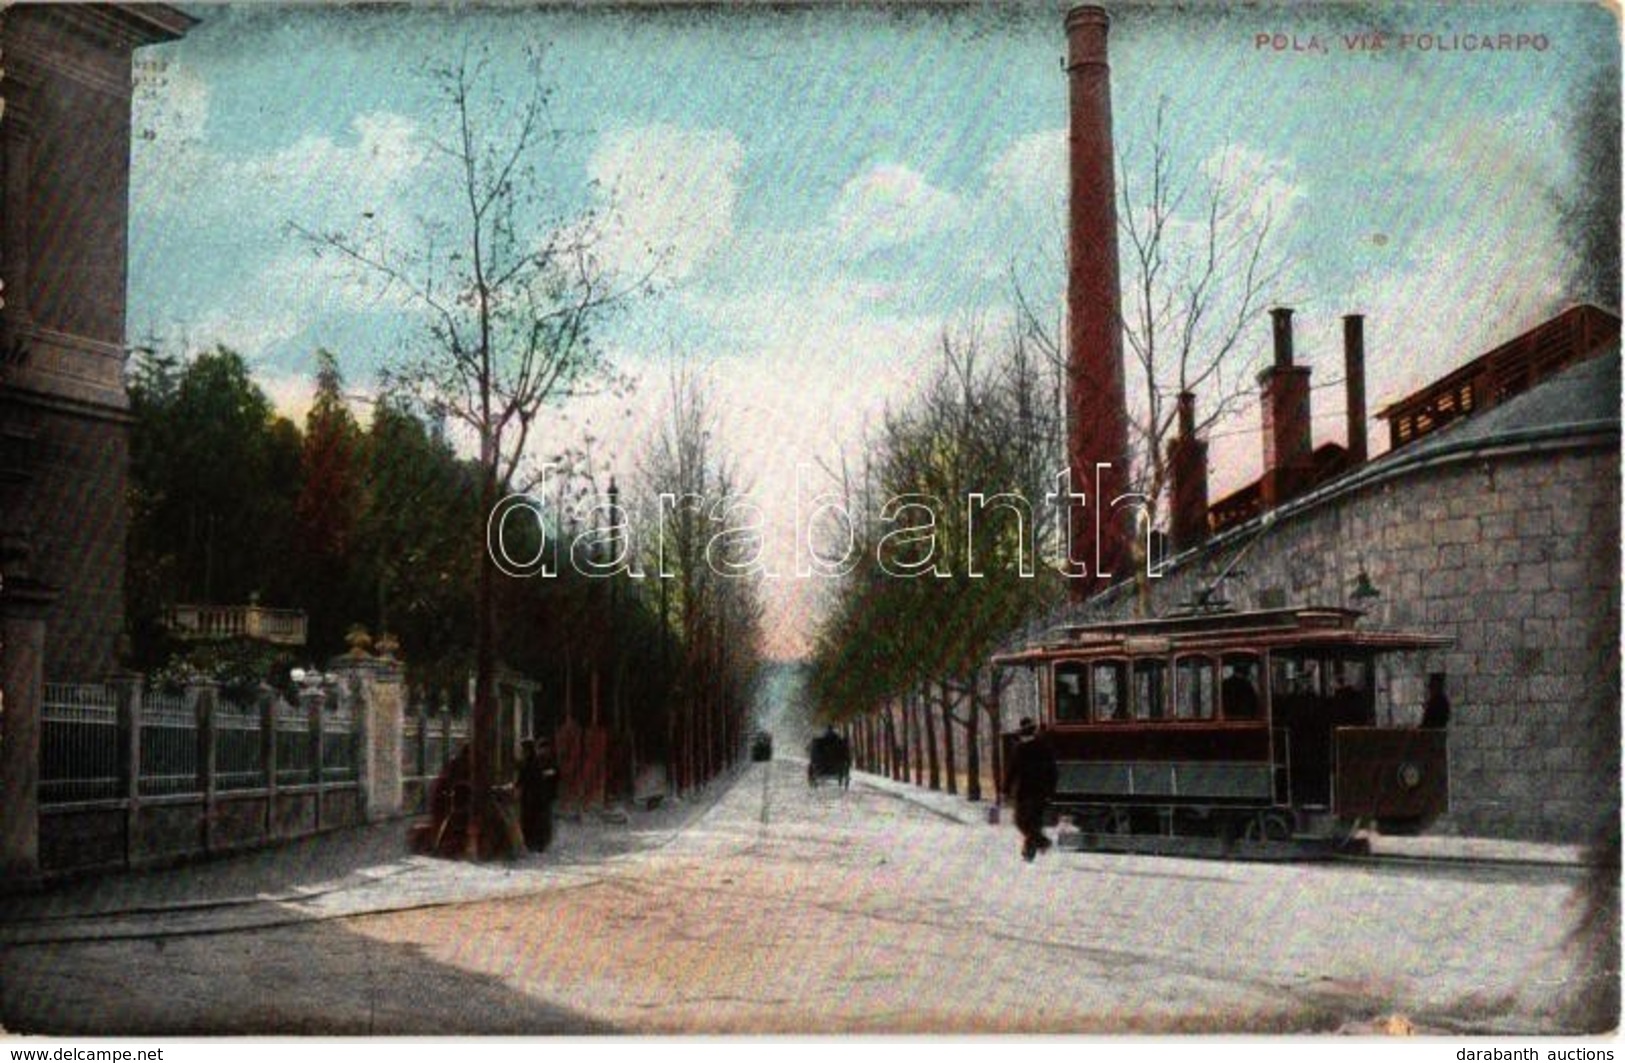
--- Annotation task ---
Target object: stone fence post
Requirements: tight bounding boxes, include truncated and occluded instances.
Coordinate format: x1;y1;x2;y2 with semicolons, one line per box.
0;601;48;887
331;651;405;822
189;678;218;852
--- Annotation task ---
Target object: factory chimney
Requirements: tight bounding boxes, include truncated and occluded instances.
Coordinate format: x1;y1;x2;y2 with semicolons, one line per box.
1167;392;1209;553
1258;307;1313;508
1343;314;1369;466
1064;4;1131;597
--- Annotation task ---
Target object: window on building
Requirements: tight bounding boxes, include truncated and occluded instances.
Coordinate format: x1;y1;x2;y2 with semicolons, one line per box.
1054;662;1087;723
1174;655;1216;720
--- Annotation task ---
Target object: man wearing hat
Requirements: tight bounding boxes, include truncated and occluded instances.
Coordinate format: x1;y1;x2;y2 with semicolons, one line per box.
1002;717;1059;862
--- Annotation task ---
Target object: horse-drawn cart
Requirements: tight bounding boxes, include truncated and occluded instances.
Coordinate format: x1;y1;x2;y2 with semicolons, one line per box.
807;728;851;789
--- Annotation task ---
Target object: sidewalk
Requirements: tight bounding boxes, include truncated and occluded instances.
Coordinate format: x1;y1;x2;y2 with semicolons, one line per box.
849;768;1596;867
0;774;743;946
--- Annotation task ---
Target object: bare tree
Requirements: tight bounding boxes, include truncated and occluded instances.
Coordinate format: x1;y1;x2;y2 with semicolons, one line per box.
1117;99;1289;542
293;46;640;858
634;360;764;794
1015;99;1289;573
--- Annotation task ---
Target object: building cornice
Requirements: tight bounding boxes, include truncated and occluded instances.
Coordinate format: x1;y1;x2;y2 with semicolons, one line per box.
4;4;195;98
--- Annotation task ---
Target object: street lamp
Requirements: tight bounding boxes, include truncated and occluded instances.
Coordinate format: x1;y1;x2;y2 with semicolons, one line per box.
290;667;329;691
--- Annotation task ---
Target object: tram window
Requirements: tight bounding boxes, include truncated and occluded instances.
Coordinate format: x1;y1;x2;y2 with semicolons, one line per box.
1092;661;1127;721
1328;657;1369;695
1220;655;1261;719
1271;653;1321;698
1174;656;1216;720
1327;655;1373;725
1133;659;1168;721
1054;663;1087;722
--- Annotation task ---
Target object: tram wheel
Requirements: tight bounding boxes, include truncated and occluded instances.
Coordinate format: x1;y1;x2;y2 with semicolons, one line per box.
1244;810;1294;843
1076;807;1134;835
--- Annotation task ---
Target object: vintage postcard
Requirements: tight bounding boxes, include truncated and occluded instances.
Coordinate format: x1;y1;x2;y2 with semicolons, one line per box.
0;0;1617;1042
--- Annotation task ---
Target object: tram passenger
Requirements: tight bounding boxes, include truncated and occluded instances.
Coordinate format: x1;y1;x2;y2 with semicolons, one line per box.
1221;671;1259;719
1421;673;1450;729
1002;718;1058;862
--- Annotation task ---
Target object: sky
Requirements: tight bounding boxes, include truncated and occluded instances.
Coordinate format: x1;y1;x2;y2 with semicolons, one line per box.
128;1;1620;659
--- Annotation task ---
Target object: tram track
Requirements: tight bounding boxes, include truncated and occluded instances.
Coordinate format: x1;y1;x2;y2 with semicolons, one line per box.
1330;848;1593;881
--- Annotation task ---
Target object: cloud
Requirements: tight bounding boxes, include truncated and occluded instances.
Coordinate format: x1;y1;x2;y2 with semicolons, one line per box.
1200;143;1307;232
588;124;744;282
830;163;965;256
985;128;1065;215
135;106;426;232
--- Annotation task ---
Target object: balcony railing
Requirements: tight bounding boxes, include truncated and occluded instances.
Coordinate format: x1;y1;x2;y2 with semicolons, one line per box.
164;603;308;646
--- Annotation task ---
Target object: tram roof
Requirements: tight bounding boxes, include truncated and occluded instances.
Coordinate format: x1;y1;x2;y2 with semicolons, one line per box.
993;606;1450;666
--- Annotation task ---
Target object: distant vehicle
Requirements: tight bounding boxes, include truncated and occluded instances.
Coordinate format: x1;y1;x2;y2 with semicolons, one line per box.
750;731;774;762
993;605;1452;854
806;727;851;789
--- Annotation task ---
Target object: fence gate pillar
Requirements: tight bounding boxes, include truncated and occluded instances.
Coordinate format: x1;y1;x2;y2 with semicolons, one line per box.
332;654;405;821
0;603;48;887
192;680;218;853
303;684;325;831
259;684;277;842
114;674;142;869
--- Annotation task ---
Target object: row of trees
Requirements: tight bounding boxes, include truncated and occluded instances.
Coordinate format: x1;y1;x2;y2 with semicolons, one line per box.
803;321;1068;800
804;103;1289;801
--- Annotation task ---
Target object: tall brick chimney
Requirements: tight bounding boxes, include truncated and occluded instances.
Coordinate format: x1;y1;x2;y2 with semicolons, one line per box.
1343;313;1368;466
1064;4;1131;595
1258;307;1313;508
1167;391;1209;552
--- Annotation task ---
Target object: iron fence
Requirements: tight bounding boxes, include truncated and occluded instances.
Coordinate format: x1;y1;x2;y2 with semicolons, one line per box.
274;700;315;786
139;691;198;797
40;684;121;803
322;699;357;782
39;682;362;804
401;701;469;783
214;700;264;791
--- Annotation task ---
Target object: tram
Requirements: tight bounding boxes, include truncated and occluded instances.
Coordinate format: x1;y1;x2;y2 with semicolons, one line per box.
994;606;1451;854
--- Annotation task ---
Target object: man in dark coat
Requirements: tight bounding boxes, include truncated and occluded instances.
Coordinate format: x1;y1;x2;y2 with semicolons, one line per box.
515;738;559;852
1003;718;1058;862
1421;673;1451;730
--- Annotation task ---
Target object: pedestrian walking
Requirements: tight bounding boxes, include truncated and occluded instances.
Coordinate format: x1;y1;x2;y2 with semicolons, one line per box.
515;738;559;852
1002;718;1058;862
1421;673;1451;730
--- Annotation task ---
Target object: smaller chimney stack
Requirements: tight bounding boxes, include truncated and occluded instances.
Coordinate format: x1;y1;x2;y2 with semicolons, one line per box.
1271;306;1295;368
1259;307;1313;509
1168;391;1209;552
1343;314;1368;466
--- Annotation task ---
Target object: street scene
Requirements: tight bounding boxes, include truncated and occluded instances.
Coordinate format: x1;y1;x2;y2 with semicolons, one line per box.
0;739;1602;1035
0;0;1619;1042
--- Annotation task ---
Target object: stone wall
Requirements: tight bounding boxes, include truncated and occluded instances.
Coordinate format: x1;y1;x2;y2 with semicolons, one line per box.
2;393;130;680
1002;440;1620;844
